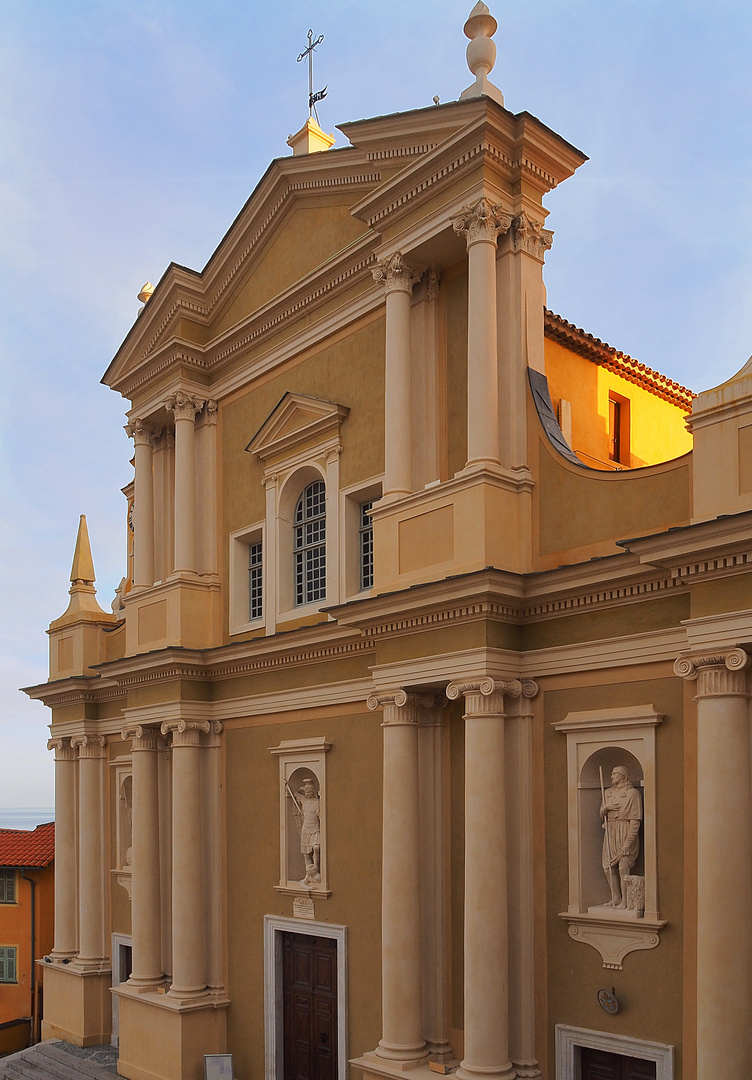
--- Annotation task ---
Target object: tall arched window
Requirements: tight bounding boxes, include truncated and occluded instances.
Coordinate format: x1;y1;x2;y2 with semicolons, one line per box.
294;480;326;605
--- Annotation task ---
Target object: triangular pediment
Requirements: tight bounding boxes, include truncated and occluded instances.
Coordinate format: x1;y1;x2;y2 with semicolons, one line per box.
246;392;349;462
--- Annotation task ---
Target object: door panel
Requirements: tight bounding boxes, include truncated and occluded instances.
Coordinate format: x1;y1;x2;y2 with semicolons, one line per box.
283;933;337;1080
580;1046;657;1080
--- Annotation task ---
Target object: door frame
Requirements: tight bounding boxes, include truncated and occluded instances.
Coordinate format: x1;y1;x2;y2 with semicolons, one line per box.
556;1026;674;1080
110;933;132;1047
264;915;347;1080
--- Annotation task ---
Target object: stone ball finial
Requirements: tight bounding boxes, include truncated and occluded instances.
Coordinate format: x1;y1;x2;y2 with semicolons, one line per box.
464;1;497;81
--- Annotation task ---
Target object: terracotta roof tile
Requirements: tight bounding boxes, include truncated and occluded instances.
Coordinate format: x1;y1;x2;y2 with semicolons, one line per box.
0;821;55;867
545;309;695;412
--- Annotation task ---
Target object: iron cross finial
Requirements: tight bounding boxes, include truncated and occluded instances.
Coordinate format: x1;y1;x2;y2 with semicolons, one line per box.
297;29;327;124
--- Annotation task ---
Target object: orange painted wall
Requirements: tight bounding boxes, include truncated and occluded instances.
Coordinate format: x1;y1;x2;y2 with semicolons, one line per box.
545;336;693;469
0;865;54;1026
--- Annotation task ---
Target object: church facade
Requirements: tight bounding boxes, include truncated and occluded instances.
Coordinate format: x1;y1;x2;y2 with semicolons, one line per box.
24;7;752;1080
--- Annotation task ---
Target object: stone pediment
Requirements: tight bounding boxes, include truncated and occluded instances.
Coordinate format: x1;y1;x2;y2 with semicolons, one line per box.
246;392;349;463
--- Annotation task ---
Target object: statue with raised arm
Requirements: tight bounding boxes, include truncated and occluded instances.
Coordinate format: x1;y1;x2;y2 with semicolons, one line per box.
290;777;321;886
600;766;641;909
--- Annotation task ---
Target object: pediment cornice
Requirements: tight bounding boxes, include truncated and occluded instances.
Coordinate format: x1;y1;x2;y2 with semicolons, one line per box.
246;392;349;463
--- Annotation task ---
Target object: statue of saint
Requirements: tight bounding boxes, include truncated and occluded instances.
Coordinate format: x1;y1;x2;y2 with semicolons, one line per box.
290;777;321;886
600;766;641;909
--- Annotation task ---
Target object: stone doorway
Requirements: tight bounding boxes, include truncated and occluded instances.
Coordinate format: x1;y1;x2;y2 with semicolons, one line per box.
282;932;337;1080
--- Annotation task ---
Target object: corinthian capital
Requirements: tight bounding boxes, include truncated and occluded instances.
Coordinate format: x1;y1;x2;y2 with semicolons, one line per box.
164;392;204;422
125;418;159;447
372;252;422;295
511;212;554;259
453;197;512;246
674;648;749;698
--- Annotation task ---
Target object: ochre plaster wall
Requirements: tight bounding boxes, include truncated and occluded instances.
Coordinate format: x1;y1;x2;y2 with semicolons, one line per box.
224;708;383;1080
541;672;685;1079
0;865;54;1028
545;337;693;469
534;433;691;568
212;198;369;338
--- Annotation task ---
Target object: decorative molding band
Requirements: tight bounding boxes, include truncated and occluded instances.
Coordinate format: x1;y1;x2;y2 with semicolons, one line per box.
366;145;439;161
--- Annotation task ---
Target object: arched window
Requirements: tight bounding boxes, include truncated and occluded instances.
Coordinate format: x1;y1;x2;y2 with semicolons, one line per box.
294;480;326;605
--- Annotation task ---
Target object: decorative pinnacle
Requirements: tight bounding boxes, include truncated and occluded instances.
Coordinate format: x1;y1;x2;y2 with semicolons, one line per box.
137;282;154;304
460;2;504;108
70;515;96;585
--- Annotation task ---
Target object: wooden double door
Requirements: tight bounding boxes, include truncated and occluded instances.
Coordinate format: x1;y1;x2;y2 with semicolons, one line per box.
581;1046;656;1080
282;932;337;1080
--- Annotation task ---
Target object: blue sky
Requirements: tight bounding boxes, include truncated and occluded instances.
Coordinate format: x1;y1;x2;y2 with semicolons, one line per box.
2;0;752;806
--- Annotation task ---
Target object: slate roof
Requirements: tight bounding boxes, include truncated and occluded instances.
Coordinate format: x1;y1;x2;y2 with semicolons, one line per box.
0;821;55;867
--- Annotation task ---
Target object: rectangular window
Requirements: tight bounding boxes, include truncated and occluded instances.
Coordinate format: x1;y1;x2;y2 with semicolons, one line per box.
249;540;263;621
0;946;17;983
0;869;15;904
359;502;374;591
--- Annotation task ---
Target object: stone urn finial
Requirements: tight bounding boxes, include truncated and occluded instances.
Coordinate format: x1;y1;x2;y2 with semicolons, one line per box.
460;2;504;107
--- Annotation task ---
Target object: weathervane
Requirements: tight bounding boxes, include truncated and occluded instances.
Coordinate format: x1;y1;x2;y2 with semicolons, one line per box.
297;29;327;124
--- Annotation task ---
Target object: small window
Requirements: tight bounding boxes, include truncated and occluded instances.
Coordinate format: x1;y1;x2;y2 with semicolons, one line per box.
360;502;374;591
249;540;263;621
0;869;15;904
294;481;326;606
0;946;16;983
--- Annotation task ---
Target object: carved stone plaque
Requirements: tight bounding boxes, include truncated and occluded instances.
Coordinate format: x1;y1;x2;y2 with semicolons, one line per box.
293;896;315;920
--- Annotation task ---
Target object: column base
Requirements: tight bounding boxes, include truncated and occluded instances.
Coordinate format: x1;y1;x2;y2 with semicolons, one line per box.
456;1062;516;1080
39;963;112;1047
352;1051;431;1075
116;984;228;1080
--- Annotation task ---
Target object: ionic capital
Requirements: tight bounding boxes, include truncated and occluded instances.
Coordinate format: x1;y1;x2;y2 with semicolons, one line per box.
261;472;279;489
164;392;204;423
674;649;749;698
446;677;522;716
453;197;512;247
125;418;159;447
70;734;107;759
121;724;162;751
372;252;422;295
368;689;438;726
161;719;211;747
510;212;554;259
47;737;77;761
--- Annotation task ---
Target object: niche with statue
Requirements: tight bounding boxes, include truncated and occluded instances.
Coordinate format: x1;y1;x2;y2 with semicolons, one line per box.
270;736;330;895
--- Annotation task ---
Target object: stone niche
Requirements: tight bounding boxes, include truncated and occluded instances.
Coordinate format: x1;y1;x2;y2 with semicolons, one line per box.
269;736;330;896
554;705;666;969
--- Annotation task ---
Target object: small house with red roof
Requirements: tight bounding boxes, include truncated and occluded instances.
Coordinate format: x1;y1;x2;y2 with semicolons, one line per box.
0;821;54;1054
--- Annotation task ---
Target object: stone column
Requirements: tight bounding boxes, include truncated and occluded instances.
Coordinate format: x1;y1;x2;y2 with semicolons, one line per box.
453;198;512;469
373;253;421;499
71;735;107;970
122;724;163;987
161;719;210;999
126;419;157;588
165;392;204;574
675;648;752;1078
47;738;78;960
446;678;519;1080
367;690;432;1064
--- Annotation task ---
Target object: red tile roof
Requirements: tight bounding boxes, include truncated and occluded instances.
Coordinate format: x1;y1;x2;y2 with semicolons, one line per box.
545;309;695;412
0;821;55;867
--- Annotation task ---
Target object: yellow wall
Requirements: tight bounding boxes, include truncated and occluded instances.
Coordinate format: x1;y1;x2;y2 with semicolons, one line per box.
545;337;693;469
0;864;54;1030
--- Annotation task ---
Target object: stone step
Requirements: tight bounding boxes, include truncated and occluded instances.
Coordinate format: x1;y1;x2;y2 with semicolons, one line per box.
1;1041;117;1080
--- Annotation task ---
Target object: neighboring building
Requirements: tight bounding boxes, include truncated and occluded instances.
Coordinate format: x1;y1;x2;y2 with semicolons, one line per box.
0;823;54;1055
22;6;752;1080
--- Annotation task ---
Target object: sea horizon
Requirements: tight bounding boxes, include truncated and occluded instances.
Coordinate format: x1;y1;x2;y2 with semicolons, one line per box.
0;807;55;831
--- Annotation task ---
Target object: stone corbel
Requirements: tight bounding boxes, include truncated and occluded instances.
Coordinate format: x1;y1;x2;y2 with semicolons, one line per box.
562;913;664;970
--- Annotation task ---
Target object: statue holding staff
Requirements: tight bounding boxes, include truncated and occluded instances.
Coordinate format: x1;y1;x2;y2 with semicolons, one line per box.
288;776;321;885
599;765;641;909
